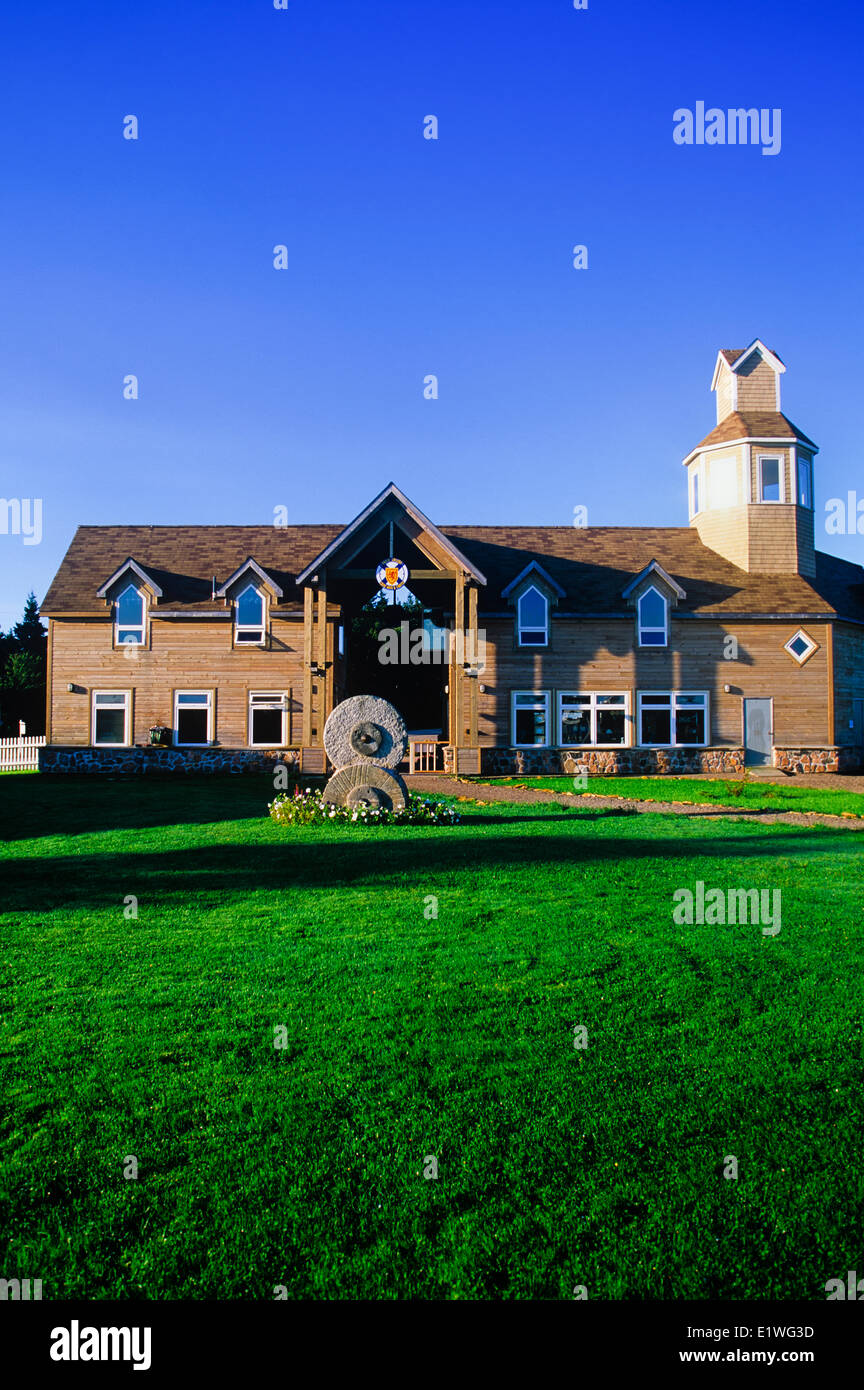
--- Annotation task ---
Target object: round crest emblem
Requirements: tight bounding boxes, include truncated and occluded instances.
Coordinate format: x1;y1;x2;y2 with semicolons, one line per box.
376;557;409;591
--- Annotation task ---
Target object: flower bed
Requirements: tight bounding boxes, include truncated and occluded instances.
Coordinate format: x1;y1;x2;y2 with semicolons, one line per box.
269;787;460;827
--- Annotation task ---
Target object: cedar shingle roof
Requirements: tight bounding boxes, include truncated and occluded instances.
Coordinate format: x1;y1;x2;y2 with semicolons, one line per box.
444;527;864;618
41;522;864;623
689;411;818;455
41;526;343;615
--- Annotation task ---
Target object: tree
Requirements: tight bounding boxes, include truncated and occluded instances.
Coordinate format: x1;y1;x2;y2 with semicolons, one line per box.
0;592;47;735
11;592;47;657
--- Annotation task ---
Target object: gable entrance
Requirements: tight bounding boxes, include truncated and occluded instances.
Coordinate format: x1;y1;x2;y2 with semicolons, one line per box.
294;484;486;765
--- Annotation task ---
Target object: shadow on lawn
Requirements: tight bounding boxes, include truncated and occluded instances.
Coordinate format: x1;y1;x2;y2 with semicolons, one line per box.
0;775;273;842
1;830;852;914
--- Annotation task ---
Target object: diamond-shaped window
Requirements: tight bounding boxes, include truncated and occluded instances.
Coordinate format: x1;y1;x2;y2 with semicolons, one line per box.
784;630;818;665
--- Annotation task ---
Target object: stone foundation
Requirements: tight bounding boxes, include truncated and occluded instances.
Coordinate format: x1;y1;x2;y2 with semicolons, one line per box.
38;743;863;777
470;746;746;776
39;746;302;775
773;746;862;774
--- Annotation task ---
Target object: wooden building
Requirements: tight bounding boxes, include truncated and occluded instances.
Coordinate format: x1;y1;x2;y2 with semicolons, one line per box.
40;341;864;775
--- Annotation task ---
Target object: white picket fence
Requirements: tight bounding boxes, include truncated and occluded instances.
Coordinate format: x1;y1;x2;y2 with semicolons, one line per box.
0;735;45;772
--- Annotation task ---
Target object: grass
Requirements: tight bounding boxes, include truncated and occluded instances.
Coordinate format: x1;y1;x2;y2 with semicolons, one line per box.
464;774;864;817
1;775;862;1300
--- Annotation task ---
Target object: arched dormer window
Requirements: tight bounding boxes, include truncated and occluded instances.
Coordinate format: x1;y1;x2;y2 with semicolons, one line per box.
503;562;562;646
115;583;145;646
517;586;548;647
637;587;668;647
235;584;265;644
516;589;552;647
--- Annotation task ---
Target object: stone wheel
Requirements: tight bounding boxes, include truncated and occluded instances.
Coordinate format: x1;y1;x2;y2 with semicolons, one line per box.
323;763;408;811
346;784;383;809
323;695;407;770
350;721;382;757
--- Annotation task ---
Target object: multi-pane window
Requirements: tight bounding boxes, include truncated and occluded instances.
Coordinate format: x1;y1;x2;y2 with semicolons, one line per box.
115;584;145;646
759;456;782;502
249;691;286;746
517;587;548;646
637;587;668;647
512;691;550;747
797;456;813;509
174;691;213;746
92;691;131;746
560;693;627;746
638;692;707;747
235;584;265;644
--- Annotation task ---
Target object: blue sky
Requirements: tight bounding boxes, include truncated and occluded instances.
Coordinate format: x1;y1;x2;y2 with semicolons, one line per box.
1;0;862;627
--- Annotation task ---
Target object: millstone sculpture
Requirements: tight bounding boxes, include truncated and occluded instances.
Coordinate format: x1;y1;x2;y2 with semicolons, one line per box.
322;695;408;811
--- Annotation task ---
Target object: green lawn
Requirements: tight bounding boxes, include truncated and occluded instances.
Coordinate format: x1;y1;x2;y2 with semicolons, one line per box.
465;774;864;817
1;776;862;1300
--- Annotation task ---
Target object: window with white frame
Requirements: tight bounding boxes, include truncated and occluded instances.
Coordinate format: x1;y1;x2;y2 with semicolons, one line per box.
92;690;131;746
638;692;707;747
249;691;286;746
174;690;213;746
637;587;668;647
784;630;818;666
691;465;701;516
512;690;550;747
797;455;813;509
758;455;782;503
115;584;145;646
560;692;627;746
517;586;548;646
235;584;266;644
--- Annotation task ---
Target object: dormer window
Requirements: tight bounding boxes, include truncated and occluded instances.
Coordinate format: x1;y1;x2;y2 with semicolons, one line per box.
517;586;548;646
638;587;668;647
235;584;265;644
115;584;145;646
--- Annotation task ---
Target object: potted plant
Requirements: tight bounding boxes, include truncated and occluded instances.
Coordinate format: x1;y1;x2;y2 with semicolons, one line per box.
149;725;172;748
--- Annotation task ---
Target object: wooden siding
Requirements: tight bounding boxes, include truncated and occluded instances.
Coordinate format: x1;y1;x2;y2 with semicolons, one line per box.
692;441;815;577
746;499;815;577
831;621;864;746
49;616;309;747
473;616;833;749
693;498;750;571
47;608;842;755
736;355;778;412
715;365;735;422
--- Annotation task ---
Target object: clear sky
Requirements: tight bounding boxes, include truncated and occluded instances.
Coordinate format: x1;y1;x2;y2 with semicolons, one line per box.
1;0;862;627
